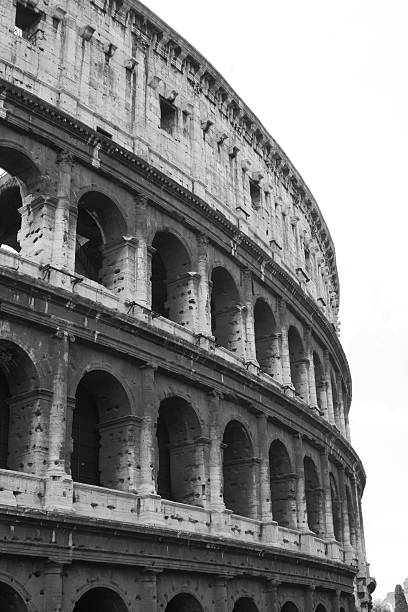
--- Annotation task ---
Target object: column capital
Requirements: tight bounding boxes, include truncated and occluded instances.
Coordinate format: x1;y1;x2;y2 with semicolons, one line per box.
54;328;75;342
57;150;74;166
134;192;148;207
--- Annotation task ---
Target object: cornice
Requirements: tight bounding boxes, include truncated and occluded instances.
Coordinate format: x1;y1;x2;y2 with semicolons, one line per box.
0;77;351;397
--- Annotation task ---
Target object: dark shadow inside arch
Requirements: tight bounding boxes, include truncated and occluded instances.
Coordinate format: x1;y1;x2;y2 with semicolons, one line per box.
233;597;259;612
269;439;296;528
316;605;327;612
165;593;203;612
304;456;322;535
211;267;240;352
222;420;256;518
0;581;28;612
313;352;324;412
156;396;203;506
75;191;126;288
0;175;22;253
330;473;342;542
281;603;299;612
254;298;276;373
71;370;131;488
0;340;38;470
151;231;192;325
288;326;305;395
73;587;128;612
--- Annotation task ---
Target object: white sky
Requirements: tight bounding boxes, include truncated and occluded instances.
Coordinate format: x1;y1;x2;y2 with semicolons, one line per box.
146;0;408;599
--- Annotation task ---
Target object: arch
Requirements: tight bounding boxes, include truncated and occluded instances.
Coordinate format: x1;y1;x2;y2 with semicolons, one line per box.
151;230;193;326
211;266;241;353
288;326;306;396
315;606;327;612
313;352;325;411
164;593;203;612
156;396;204;506
72;587;128;612
71;370;131;489
281;603;299;612
330;473;342;542
0;580;29;612
232;597;259;612
0;141;40;192
304;456;323;534
222;420;256;518
254;298;276;373
269;439;296;528
0;340;38;471
0;176;22;253
75;190;127;289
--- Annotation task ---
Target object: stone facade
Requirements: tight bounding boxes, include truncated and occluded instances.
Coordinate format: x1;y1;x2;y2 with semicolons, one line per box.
0;1;374;611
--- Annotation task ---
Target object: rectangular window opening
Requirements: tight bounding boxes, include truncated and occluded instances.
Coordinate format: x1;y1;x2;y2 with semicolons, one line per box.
160;96;177;136
96;126;113;139
249;179;261;208
182;110;191;139
15;3;41;40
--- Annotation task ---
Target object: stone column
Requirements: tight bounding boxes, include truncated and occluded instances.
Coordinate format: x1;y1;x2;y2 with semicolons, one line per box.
43;561;64;612
320;450;335;540
139;569;161;612
138;364;157;495
44;329;74;509
213;576;230;612
318;380;329;420
265;579;280;612
52;151;75;271
100;237;137;302
324;350;335;425
270;333;283;383
352;474;366;562
336;374;346;435
305;328;318;409
208;391;225;512
294;433;307;530
345;414;351;442
242;269;257;364
278;300;292;386
196;233;212;338
296;357;310;402
304;585;315;612
332;590;341;612
134;194;149;308
256;412;273;524
229;304;247;359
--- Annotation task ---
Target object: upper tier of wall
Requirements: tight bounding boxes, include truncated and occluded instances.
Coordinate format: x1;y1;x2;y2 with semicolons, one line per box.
0;0;340;329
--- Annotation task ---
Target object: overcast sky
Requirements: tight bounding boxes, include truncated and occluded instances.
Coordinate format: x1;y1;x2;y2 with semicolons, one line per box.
146;0;408;599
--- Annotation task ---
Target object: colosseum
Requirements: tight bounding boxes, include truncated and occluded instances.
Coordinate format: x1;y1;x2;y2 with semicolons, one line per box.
0;1;375;611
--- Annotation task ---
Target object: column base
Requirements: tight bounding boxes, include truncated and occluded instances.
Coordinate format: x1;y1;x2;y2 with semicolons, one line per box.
44;472;73;511
211;509;232;535
136;494;164;525
194;333;215;351
327;539;342;561
261;520;278;543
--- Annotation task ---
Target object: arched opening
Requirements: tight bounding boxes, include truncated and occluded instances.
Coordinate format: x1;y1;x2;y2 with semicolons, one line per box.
0;340;38;472
313;352;325;412
222;420;255;518
73;587;128;612
151;231;193;326
156;396;204;506
165;593;203;612
0;175;22;253
211;267;241;353
0;581;28;612
254;299;276;373
288;327;306;397
0;146;41;257
281;603;299;612
304;456;322;534
346;485;357;548
71;370;131;489
232;597;259;612
75;191;127;291
330;473;342;542
316;606;327;612
269;440;296;528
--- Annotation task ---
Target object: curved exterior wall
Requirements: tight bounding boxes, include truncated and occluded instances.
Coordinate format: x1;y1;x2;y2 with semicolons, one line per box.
0;2;374;612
